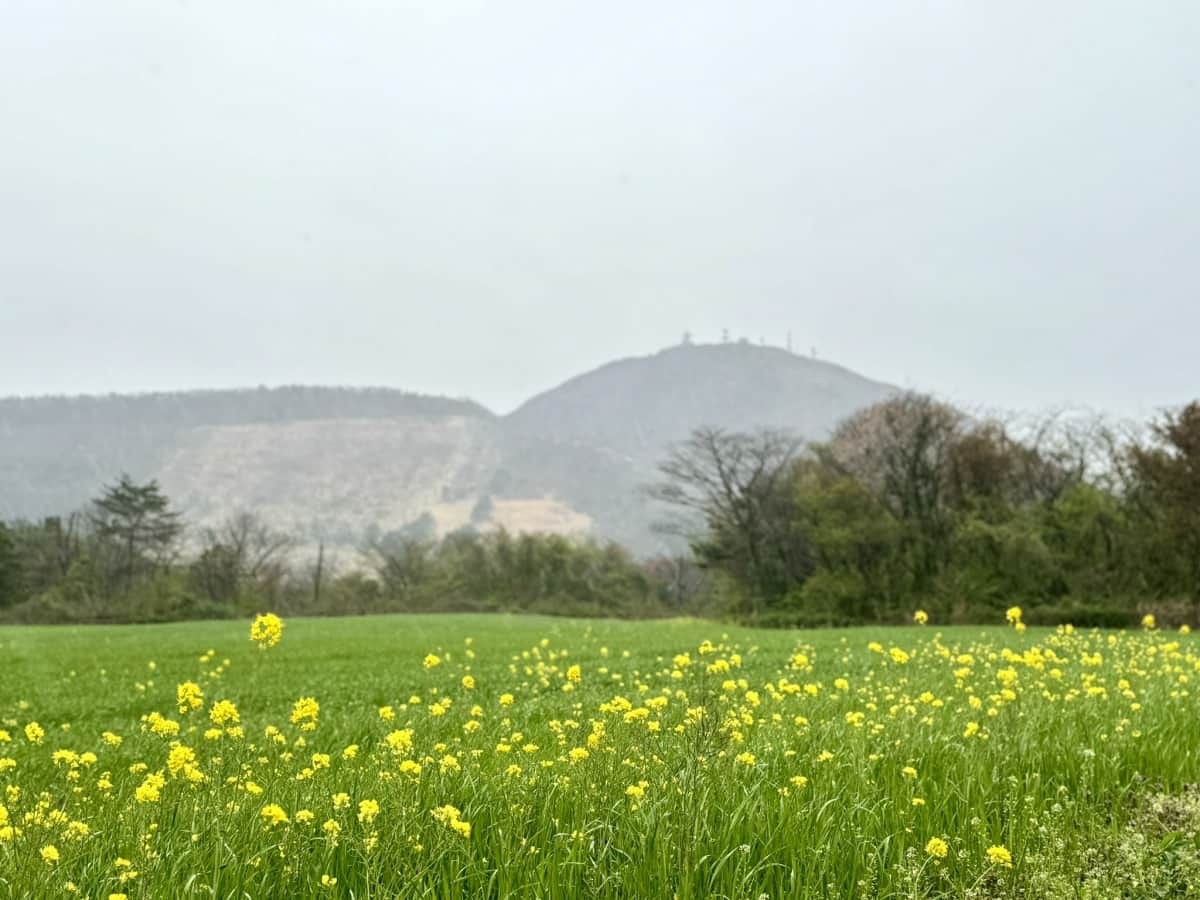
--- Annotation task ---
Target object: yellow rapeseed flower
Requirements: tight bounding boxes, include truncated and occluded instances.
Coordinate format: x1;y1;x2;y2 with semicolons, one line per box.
209;700;239;727
358;799;380;823
260;804;289;826
385;729;414;754
431;804;471;838
986;845;1013;867
134;772;165;803
290;697;320;731
249;613;284;649
176;681;204;714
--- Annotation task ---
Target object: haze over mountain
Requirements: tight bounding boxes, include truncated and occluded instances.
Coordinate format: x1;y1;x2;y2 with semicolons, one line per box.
0;343;895;555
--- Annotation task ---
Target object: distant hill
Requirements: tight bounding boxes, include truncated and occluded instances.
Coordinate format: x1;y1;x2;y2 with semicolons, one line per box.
0;345;896;555
506;342;895;464
0;387;489;525
496;343;896;550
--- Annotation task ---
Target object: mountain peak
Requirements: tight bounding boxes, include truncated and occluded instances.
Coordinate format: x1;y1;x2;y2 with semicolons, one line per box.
504;341;895;462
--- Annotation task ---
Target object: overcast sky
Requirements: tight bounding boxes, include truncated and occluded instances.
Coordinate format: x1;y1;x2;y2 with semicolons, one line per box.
2;1;1197;417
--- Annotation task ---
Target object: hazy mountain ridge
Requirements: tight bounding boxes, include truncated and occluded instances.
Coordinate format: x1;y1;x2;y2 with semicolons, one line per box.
0;385;491;428
0;345;896;554
507;343;896;462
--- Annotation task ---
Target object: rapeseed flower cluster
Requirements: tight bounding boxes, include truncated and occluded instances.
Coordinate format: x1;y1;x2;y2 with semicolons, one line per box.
248;613;284;649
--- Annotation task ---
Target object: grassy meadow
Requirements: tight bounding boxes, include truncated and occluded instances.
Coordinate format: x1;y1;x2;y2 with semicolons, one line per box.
1;613;1199;898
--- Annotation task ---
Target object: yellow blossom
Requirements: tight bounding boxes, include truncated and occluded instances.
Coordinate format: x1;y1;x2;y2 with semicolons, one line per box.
260;804;289;826
290;697;320;731
358;799;380;823
249;612;284;649
209;700;240;727
431;804;471;838
986;845;1013;867
176;681;204;714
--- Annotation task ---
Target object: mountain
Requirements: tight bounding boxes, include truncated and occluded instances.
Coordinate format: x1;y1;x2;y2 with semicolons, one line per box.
495;343;895;550
0;387;490;530
507;342;895;464
0;344;896;555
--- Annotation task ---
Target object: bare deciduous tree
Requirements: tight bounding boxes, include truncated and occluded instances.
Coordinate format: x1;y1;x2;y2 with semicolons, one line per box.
647;426;804;618
214;512;295;582
191;512;294;607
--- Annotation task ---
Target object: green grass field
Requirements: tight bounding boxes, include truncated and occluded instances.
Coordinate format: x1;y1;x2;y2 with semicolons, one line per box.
1;613;1199;898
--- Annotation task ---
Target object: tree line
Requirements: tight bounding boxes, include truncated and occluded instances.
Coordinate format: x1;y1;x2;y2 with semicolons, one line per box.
0;393;1196;627
649;395;1200;628
0;476;695;624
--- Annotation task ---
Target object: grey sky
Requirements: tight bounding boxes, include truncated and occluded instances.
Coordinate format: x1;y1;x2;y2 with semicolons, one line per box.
2;1;1198;417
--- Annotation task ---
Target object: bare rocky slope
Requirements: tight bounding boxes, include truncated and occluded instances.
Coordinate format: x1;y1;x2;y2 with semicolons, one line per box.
0;344;895;556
